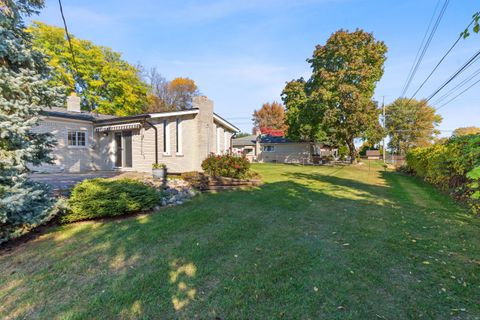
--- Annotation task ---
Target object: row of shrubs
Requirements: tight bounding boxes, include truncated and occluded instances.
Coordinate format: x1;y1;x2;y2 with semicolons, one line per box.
405;134;480;213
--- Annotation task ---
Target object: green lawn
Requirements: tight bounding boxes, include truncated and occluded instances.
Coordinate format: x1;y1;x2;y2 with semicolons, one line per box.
1;163;479;319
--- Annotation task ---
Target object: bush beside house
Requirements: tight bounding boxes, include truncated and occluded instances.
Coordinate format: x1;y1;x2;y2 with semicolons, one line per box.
406;134;480;213
63;179;161;223
201;153;251;179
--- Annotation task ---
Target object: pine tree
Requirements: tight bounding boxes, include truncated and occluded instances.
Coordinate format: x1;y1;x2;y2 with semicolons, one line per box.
0;0;65;243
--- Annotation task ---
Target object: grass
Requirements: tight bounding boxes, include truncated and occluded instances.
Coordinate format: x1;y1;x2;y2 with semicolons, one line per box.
1;162;479;319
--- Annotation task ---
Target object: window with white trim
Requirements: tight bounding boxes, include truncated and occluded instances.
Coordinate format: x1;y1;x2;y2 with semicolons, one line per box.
176;118;183;155
67;130;87;147
163;119;170;154
216;126;222;154
263;145;275;152
224;131;229;153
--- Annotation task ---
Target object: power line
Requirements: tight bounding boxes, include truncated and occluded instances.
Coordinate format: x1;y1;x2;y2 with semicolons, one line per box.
426;49;480;102
400;0;449;97
436;77;480;111
400;0;441;97
409;18;476;100
58;0;79;80
432;62;480;105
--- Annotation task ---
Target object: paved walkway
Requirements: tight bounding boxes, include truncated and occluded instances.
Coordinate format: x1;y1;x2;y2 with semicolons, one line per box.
30;171;121;191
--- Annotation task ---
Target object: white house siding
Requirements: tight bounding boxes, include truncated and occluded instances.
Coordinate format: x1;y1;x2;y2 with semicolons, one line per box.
127;114;200;173
257;143;311;164
33;97;238;174
30;117;104;173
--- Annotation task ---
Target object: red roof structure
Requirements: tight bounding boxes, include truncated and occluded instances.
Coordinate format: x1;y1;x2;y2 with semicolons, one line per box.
260;127;284;137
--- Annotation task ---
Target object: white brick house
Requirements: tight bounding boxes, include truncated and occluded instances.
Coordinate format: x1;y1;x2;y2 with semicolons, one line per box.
32;96;239;173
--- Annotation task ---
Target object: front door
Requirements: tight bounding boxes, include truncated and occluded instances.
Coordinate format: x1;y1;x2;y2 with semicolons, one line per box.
115;132;122;167
123;131;132;168
114;131;133;168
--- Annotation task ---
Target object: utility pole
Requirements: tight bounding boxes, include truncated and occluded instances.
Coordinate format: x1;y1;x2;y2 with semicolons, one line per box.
382;96;386;164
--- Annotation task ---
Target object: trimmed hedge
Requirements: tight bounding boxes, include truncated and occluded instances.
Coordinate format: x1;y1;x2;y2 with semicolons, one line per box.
201;153;251;179
63;178;161;223
405;134;480;213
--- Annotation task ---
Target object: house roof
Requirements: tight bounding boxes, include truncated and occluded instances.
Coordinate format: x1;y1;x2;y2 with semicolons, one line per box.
42;107;116;122
213;113;240;132
232;135;256;146
41;107;240;132
259;135;292;144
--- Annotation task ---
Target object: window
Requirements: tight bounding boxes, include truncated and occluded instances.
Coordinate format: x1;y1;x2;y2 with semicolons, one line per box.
176;118;183;155
224;131;229;152
216;126;222;154
163;120;170;154
263;145;275;152
67;130;87;147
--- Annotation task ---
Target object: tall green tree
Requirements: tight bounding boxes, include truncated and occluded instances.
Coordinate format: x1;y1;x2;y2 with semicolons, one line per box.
28;21;147;116
0;0;64;243
385;98;442;154
282;78;327;142
283;29;387;162
308;29;387;162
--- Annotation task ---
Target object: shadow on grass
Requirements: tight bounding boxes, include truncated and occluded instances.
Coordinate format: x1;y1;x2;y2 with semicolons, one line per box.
1;173;479;319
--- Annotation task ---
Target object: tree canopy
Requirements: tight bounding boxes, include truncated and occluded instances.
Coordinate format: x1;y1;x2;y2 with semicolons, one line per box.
143;67;200;112
283;29;387;161
27;21;148;116
252;102;287;133
452;126;480;137
385;98;442;154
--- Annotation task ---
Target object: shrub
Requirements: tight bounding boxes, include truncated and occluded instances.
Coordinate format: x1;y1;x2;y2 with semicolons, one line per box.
201;153;251;179
63;178;161;223
0;181;58;244
406;134;480;213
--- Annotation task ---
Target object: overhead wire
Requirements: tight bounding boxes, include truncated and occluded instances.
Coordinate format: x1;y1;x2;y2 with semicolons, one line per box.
400;0;449;97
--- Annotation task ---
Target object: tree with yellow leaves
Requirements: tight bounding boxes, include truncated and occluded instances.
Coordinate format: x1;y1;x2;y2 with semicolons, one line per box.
144;68;200;112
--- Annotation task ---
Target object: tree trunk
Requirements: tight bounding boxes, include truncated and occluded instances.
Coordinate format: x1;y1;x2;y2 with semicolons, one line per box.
347;139;356;164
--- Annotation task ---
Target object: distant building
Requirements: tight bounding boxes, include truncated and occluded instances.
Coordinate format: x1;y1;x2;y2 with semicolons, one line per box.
232;130;337;164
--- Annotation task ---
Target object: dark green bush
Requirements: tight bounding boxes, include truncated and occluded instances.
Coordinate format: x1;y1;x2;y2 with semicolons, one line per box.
64;178;161;223
406;134;480;213
201;153;251;179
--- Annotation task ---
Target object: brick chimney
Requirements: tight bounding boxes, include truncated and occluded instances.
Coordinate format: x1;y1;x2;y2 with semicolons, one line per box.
67;92;81;112
193;96;215;157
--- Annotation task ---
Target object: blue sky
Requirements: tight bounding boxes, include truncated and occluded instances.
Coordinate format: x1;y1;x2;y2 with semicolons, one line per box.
33;0;479;134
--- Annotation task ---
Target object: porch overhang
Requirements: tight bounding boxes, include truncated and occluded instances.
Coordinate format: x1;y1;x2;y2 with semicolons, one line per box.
95;122;142;132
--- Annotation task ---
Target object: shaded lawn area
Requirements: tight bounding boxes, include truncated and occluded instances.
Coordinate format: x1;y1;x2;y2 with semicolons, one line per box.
1;163;479;319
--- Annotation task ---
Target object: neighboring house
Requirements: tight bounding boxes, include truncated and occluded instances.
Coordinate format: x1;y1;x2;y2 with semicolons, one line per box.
232;131;337;164
232;135;256;162
31;95;239;173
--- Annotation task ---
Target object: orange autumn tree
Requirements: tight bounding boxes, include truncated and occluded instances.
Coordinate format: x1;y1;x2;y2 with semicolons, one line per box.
252;102;288;134
145;68;200;112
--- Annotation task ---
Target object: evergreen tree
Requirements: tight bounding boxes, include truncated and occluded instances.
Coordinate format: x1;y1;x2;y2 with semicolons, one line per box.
0;0;64;243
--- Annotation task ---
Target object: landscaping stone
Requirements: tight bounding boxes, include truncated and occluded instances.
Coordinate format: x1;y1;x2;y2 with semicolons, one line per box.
157;178;198;208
